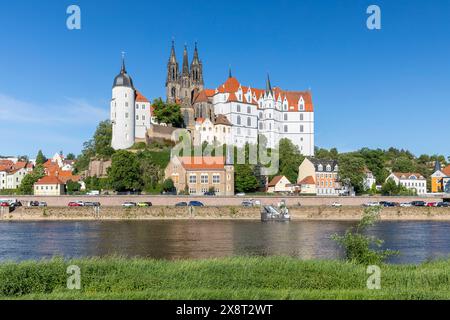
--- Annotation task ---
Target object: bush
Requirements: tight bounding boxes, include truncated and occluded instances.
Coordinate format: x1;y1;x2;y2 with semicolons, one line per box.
331;207;398;265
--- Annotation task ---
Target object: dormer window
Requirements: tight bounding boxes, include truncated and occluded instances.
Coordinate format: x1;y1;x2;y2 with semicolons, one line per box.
326;165;331;172
318;164;323;171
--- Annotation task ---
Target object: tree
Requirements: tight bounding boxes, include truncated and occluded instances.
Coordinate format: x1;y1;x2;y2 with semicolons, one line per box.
277;138;304;184
18;164;45;195
163;179;175;192
35;150;46;165
107;150;142;192
66;180;81;193
17;155;29;162
338;154;366;194
235;164;259;193
66;153;76;160
392;157;415;173
152;98;184;127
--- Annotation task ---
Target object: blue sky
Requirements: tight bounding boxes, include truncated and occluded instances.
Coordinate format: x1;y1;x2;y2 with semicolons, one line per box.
0;0;449;158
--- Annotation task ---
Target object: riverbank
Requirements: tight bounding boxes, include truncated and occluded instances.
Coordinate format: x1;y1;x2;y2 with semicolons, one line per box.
1;256;450;299
2;206;450;221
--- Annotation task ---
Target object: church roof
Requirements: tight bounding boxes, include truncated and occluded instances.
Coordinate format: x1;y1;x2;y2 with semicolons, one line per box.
135;90;149;103
113;58;134;89
214;114;231;126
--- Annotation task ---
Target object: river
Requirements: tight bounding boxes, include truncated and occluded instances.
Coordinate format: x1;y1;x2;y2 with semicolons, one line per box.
0;220;449;264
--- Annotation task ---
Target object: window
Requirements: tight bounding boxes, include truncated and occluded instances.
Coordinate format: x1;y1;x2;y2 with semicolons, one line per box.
300;114;304;121
284;125;288;133
284;113;288;121
201;174;208;184
125;102;129;107
237;104;241;112
189;175;197;184
259;122;263;130
142;115;145;120
142;105;145;109
136;105;139;109
247;106;251;114
300;125;304;132
213;174;220;183
189;188;196;194
259;112;263;119
125;113;129;118
247;117;251;126
237;115;241;125
136;115;139;120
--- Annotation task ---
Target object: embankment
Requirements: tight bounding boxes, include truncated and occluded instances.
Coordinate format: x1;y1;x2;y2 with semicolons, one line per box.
2;206;450;221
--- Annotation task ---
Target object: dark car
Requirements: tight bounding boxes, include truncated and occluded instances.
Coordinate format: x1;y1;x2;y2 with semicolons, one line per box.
204;191;216;196
437;202;450;207
411;201;426;207
84;202;101;207
188;201;204;207
175;202;188;207
29;201;40;207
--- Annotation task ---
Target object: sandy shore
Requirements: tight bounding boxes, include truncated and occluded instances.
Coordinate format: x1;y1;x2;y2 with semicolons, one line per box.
1;206;450;221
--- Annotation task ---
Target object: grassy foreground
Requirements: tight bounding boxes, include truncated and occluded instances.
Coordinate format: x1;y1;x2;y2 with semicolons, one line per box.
1;256;450;300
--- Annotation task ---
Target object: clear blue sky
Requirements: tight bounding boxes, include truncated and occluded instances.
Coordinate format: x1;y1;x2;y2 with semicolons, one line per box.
0;0;449;158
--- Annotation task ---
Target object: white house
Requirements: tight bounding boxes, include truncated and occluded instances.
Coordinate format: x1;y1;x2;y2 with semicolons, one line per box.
386;172;427;195
267;175;292;193
34;176;65;196
363;168;376;191
194;114;232;146
135;91;152;139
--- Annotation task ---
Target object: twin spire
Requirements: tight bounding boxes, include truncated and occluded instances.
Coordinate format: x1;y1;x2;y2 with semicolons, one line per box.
170;41;201;76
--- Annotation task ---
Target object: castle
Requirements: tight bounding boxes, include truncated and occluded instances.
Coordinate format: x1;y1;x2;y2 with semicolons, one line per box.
111;42;315;156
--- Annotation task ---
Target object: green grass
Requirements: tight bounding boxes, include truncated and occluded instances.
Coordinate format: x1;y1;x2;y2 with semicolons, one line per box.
1;256;450;299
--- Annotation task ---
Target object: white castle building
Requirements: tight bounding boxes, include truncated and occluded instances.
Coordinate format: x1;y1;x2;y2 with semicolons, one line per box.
110;58;151;150
192;73;315;156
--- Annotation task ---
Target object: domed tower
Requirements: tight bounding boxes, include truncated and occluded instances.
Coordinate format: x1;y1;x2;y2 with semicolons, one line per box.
111;55;136;150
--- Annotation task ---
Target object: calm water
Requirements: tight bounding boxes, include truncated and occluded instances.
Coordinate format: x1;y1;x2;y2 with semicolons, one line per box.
0;220;450;264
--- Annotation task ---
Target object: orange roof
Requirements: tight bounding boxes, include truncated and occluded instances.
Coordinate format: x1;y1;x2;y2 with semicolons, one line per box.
135;90;149;103
0;160;14;168
13;161;27;169
179;156;225;170
215;114;231;126
193;90;209;103
442;165;450;176
196;117;206;124
268;176;284;187
35;176;64;185
204;89;215;97
299;175;315;185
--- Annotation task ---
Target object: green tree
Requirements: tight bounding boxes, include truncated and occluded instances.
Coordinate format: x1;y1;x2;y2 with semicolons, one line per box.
66;153;76;160
107;150;142;192
277;138;304;184
163;179;175;192
235;164;259;193
392;156;416;173
338;154;366;194
152;98;184;127
35;150;46;165
66;180;81;193
18;165;45;195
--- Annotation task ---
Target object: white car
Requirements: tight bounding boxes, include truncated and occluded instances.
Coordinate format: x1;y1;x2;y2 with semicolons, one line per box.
364;202;380;207
400;202;412;207
122;202;137;207
236;193;246;197
331;202;342;207
75;201;85;206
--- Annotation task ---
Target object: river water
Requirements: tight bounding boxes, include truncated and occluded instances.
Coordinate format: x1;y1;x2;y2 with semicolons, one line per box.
0;220;449;264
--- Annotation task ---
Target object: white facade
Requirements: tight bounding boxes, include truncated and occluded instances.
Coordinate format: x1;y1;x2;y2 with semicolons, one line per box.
134;92;152;139
386;173;427;195
200;76;314;155
111;79;136;150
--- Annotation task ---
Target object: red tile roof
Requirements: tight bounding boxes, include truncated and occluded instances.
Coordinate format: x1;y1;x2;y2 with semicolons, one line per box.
136;90;149;103
442;165;450;176
392;172;426;180
299;175;315;185
35;176;65;185
179;157;226;170
268;175;290;187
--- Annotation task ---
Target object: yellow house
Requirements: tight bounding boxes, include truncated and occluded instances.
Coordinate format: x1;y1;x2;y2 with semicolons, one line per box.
431;162;450;193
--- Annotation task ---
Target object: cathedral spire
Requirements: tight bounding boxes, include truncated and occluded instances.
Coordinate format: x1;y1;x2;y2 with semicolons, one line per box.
265;73;272;94
169;40;177;63
192;42;199;64
228;65;232;78
121;51;126;73
182;45;189;75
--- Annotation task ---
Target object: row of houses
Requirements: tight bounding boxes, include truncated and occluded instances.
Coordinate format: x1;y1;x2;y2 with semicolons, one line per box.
0;160;34;190
267;158;429;196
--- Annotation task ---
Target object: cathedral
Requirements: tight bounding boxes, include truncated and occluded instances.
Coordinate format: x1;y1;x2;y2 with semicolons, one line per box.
165;41;206;128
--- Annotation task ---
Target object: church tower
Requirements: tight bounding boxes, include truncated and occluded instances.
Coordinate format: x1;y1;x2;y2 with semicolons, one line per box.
111;56;136;150
166;41;180;104
190;42;204;95
180;45;191;103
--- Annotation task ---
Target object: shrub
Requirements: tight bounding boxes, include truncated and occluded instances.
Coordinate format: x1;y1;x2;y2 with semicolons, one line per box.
331;207;398;265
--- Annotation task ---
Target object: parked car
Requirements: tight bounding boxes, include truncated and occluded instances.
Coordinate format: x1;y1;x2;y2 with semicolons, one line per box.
29;201;40;207
241;200;253;208
400;202;412;207
235;193;246;197
204;191;216;196
331;202;342;207
122;202;137;207
411;201;426;207
0;202;10;207
175;202;188;207
86;190;100;196
437;202;450;207
426;202;437;207
381;201;397;207
363;202;380;207
137;202;152;207
84;202;101;207
68;202;82;207
38;202;47;207
188;201;204;207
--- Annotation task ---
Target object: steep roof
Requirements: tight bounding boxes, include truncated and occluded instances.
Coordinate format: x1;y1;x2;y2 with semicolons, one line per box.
443;165;450;176
215;114;231;126
309;158;339;172
299;175;315;185
135;90;149;103
268;175;290;187
178;156;226;170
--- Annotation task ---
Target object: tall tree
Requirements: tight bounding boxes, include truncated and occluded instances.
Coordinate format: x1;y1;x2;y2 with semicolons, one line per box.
35;150;46;165
152;98;184;128
107;150;142;192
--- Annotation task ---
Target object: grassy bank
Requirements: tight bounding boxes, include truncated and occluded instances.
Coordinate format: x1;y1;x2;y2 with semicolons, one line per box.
1;256;450;299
